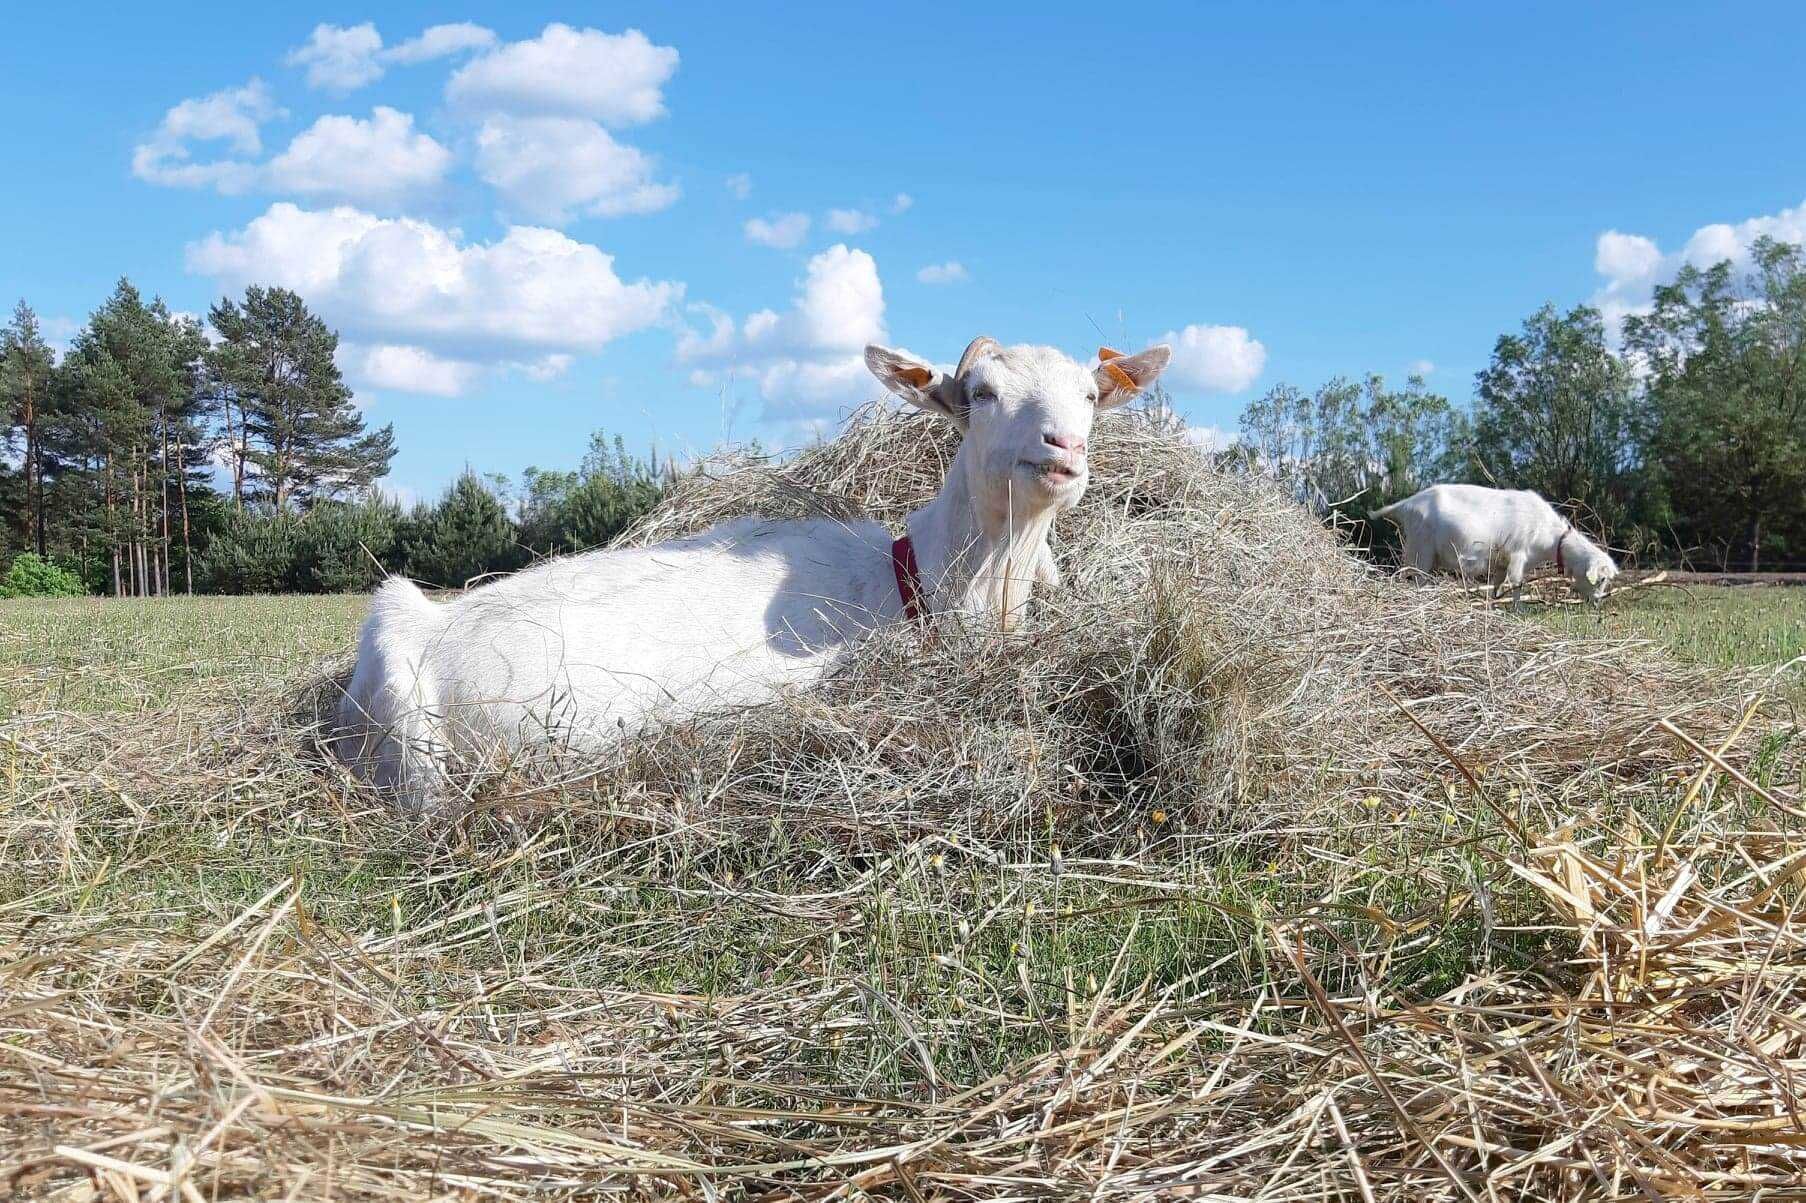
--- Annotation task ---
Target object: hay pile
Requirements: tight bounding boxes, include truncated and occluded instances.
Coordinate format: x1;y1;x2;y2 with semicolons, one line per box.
5;404;1805;1200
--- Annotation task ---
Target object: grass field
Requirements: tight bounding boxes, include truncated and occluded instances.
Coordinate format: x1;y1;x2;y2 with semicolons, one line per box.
2;576;1802;1198
7;583;1795;713
1536;582;1806;671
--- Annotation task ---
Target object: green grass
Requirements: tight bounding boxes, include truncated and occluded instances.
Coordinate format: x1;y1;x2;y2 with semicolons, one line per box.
1533;583;1806;675
0;593;366;713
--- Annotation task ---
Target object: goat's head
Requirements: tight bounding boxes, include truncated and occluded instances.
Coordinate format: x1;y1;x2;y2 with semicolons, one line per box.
863;337;1171;517
1577;555;1619;605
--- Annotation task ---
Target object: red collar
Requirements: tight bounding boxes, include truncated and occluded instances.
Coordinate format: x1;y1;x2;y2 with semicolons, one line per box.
891;535;926;622
1555;528;1569;574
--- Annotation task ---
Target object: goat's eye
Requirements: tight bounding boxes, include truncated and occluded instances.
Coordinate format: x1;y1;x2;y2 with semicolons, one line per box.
969;387;996;405
1086;391;1099;403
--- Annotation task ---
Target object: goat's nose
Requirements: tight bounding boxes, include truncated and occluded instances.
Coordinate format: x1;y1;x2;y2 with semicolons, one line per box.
1043;432;1086;454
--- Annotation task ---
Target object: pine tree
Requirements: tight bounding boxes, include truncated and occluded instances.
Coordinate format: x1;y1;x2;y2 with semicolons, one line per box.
401;472;523;587
2;302;57;557
56;281;215;594
207;287;395;512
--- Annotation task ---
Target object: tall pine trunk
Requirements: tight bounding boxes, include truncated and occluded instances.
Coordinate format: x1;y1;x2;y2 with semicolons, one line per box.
177;438;193;594
106;454;120;597
22;380;43;558
159;419;172;596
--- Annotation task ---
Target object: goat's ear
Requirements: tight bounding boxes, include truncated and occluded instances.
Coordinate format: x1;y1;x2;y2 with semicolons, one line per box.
1094;345;1171;409
865;344;963;424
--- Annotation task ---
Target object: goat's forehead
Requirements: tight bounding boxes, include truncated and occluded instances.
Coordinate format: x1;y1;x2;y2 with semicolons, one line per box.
969;345;1091;396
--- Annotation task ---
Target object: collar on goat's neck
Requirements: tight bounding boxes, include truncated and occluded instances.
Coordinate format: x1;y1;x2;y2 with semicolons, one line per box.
901;440;1055;632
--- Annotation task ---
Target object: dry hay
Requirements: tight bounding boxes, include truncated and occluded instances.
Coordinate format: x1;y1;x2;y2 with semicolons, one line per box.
4;403;1806;1200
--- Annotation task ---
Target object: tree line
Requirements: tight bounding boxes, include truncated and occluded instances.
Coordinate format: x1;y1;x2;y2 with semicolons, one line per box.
6;240;1803;594
1234;236;1806;571
0;282;668;596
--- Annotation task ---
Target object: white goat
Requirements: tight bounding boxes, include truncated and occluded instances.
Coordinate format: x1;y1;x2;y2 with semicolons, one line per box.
1373;483;1617;603
334;336;1172;808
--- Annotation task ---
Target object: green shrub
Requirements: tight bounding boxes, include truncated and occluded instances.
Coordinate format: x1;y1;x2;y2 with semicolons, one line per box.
197;511;301;594
399;473;525;588
292;498;402;593
0;553;87;598
198;497;407;594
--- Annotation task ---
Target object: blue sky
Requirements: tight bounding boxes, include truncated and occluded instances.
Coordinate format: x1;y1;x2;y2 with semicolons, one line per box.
3;2;1804;503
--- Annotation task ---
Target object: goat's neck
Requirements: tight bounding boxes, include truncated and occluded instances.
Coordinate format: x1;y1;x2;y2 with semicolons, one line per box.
904;442;1053;630
1554;525;1606;578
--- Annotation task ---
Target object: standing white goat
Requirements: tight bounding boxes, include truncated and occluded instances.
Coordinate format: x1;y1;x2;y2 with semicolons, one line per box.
1373;483;1617;603
334;336;1172;807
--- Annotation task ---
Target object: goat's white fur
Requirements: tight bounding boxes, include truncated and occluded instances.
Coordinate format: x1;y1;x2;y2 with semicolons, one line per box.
334;337;1171;807
1374;483;1617;602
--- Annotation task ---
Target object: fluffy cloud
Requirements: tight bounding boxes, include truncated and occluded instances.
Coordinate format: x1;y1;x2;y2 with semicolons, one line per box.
287;24;385;92
265;108;452;206
343;343;480;397
1591;199;1806;334
131;79;282;193
475;116;679;225
725;172;753;200
287;22;497;92
1157;324;1268;394
679;244;886;423
744;212;811;249
1408;358;1436;377
916;260;968;285
825;208;878;235
386;22;497;65
446;24;679;127
891;193;914;214
187;203;683;388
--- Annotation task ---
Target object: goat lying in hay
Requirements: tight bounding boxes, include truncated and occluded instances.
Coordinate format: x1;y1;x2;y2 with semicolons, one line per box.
333;336;1172;808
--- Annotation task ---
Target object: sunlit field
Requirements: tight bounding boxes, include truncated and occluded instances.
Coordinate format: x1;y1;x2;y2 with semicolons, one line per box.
0;594;367;713
4;436;1803;1199
1536;583;1806;671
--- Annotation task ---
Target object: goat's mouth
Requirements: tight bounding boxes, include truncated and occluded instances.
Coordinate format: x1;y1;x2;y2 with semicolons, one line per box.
1019;458;1086;487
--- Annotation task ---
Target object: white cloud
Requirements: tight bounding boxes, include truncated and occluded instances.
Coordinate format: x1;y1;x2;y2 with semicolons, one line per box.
446;24;679;127
515;353;574;381
679;244;887;422
825;207;878;235
40;315;79;362
916;260;968;285
1157;324;1268;394
1407;358;1435;377
383;483;421;509
1591;200;1806;334
725;172;753;200
475;116;679;225
187;202;682;373
345;343;480;397
1184;425;1237;453
744;212;811;249
131;79;282;193
890;193;914;215
340;344;575;399
287;22;497;93
265;108;452;206
287;24;385;92
385;22;497;65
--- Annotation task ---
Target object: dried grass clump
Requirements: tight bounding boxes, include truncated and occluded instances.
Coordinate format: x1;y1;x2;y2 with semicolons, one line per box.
5;403;1805;1200
572;403;1758;849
